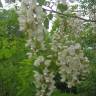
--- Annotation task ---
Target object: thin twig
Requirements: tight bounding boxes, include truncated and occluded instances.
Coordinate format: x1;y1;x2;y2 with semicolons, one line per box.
43;8;96;22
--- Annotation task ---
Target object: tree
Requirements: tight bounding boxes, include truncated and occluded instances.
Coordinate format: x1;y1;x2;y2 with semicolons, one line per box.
18;0;89;96
1;0;96;96
0;0;2;7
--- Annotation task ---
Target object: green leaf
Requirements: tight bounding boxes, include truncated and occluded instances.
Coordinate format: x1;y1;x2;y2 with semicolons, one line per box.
48;14;53;20
44;17;49;29
37;0;45;5
57;4;68;12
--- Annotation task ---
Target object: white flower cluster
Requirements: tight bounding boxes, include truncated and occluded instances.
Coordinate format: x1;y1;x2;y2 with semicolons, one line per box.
57;42;89;88
51;29;89;88
18;0;47;59
33;56;55;96
51;30;65;52
18;0;45;42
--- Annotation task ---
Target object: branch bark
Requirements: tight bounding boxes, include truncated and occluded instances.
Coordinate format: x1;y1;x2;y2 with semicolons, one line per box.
43;8;96;22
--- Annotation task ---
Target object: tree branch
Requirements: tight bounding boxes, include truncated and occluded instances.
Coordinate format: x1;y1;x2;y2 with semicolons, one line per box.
43;8;96;22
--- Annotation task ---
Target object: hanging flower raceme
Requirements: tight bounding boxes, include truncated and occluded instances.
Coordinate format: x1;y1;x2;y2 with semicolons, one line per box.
18;0;45;42
18;0;46;57
33;56;55;96
18;0;55;96
51;19;89;88
57;42;89;88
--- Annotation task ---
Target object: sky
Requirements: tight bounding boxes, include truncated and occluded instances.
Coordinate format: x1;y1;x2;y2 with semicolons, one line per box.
1;0;79;9
0;0;81;31
1;0;21;9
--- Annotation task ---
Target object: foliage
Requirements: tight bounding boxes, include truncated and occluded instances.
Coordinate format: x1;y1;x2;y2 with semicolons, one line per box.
76;23;96;96
77;65;96;96
57;3;68;12
0;10;27;96
52;89;79;96
80;0;96;19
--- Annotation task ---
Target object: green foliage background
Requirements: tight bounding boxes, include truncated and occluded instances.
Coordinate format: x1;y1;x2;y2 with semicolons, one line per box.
0;10;32;96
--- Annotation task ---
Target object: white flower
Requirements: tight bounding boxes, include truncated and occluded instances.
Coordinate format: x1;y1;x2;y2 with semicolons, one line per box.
43;68;49;76
45;60;51;67
61;77;66;82
26;52;32;58
75;43;81;49
87;47;93;50
85;57;89;62
67;45;75;56
67;82;73;88
25;39;32;47
34;56;44;66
